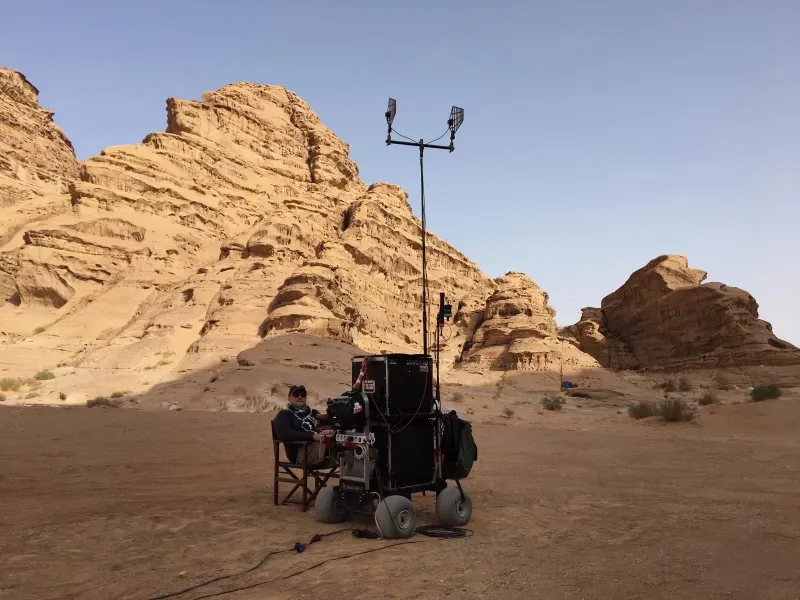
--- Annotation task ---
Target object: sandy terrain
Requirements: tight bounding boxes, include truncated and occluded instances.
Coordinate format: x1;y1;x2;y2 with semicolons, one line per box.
2;396;799;600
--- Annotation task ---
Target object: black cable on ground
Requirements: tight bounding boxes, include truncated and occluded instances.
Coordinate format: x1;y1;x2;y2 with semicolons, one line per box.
415;524;473;539
145;528;352;600
145;524;472;600
188;538;438;600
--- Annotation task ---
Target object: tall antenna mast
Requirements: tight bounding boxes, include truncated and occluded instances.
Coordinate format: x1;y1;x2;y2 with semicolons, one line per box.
383;98;464;356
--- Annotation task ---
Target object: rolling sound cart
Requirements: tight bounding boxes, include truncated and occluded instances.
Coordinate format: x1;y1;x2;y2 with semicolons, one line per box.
315;296;477;538
315;101;474;537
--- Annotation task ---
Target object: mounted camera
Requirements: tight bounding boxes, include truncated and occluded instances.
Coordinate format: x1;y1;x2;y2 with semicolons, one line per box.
326;391;366;432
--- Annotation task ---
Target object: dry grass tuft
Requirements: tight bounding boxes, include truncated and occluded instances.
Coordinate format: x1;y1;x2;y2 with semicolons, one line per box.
87;397;121;408
628;401;657;419
0;377;21;392
540;395;564;411
657;397;695;422
698;391;719;406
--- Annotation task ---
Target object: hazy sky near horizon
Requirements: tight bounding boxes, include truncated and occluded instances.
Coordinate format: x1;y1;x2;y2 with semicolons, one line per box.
3;0;798;344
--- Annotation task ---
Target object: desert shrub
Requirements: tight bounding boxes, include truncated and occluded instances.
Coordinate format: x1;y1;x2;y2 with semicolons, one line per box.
698;391;719;406
110;391;128;399
245;395;277;412
678;377;693;392
750;384;781;403
660;379;678;393
628;401;657;419
86;396;121;408
33;326;46;334
59;392;67;401
715;374;732;391
0;377;21;392
451;392;465;404
270;383;281;395
501;406;514;418
34;370;55;381
566;389;592;399
233;385;248;395
657;397;695;422
540;395;564;411
0;392;5;402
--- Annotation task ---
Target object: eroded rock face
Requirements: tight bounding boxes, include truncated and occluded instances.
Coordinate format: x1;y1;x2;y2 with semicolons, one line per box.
260;182;495;359
461;272;599;371
0;71;500;379
0;76;370;371
0;67;81;247
560;307;639;370
568;255;800;370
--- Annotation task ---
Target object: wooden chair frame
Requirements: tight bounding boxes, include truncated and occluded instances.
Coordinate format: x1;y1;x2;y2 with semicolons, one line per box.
271;420;339;512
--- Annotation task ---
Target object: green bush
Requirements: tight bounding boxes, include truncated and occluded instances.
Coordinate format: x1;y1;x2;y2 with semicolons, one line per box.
34;370;55;381
750;384;781;403
657;398;695;422
628;401;656;419
540;395;564;411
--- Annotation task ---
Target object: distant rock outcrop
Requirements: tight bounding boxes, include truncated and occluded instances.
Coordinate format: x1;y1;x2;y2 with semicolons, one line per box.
560;307;639;370
565;255;800;370
461;272;599;371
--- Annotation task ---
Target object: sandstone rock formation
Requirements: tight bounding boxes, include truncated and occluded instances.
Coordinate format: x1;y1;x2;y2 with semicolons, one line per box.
0;68;502;393
4;66;794;406
460;272;599;372
560;308;639;370
564;255;800;370
0;67;81;303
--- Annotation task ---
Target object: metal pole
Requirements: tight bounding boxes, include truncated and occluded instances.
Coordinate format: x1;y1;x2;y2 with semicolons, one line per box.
419;140;428;356
386;132;459;358
436;292;444;406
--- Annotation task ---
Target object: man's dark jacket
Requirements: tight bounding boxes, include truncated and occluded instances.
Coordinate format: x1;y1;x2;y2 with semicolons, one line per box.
273;408;328;463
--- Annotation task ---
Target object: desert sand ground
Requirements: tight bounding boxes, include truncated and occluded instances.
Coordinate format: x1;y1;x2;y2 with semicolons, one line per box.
2;393;799;600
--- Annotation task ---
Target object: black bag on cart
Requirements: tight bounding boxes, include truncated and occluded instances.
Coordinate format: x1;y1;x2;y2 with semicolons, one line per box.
440;410;478;480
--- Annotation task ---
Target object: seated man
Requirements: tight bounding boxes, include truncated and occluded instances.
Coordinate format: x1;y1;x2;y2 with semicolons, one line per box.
273;385;334;466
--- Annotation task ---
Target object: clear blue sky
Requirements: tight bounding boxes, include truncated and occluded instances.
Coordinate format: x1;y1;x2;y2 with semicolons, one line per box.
3;0;798;344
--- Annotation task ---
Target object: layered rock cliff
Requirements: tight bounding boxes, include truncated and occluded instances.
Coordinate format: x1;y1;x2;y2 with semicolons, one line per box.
0;71;497;383
564;255;800;370
2;67;795;403
0;68;81;303
460;272;599;371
